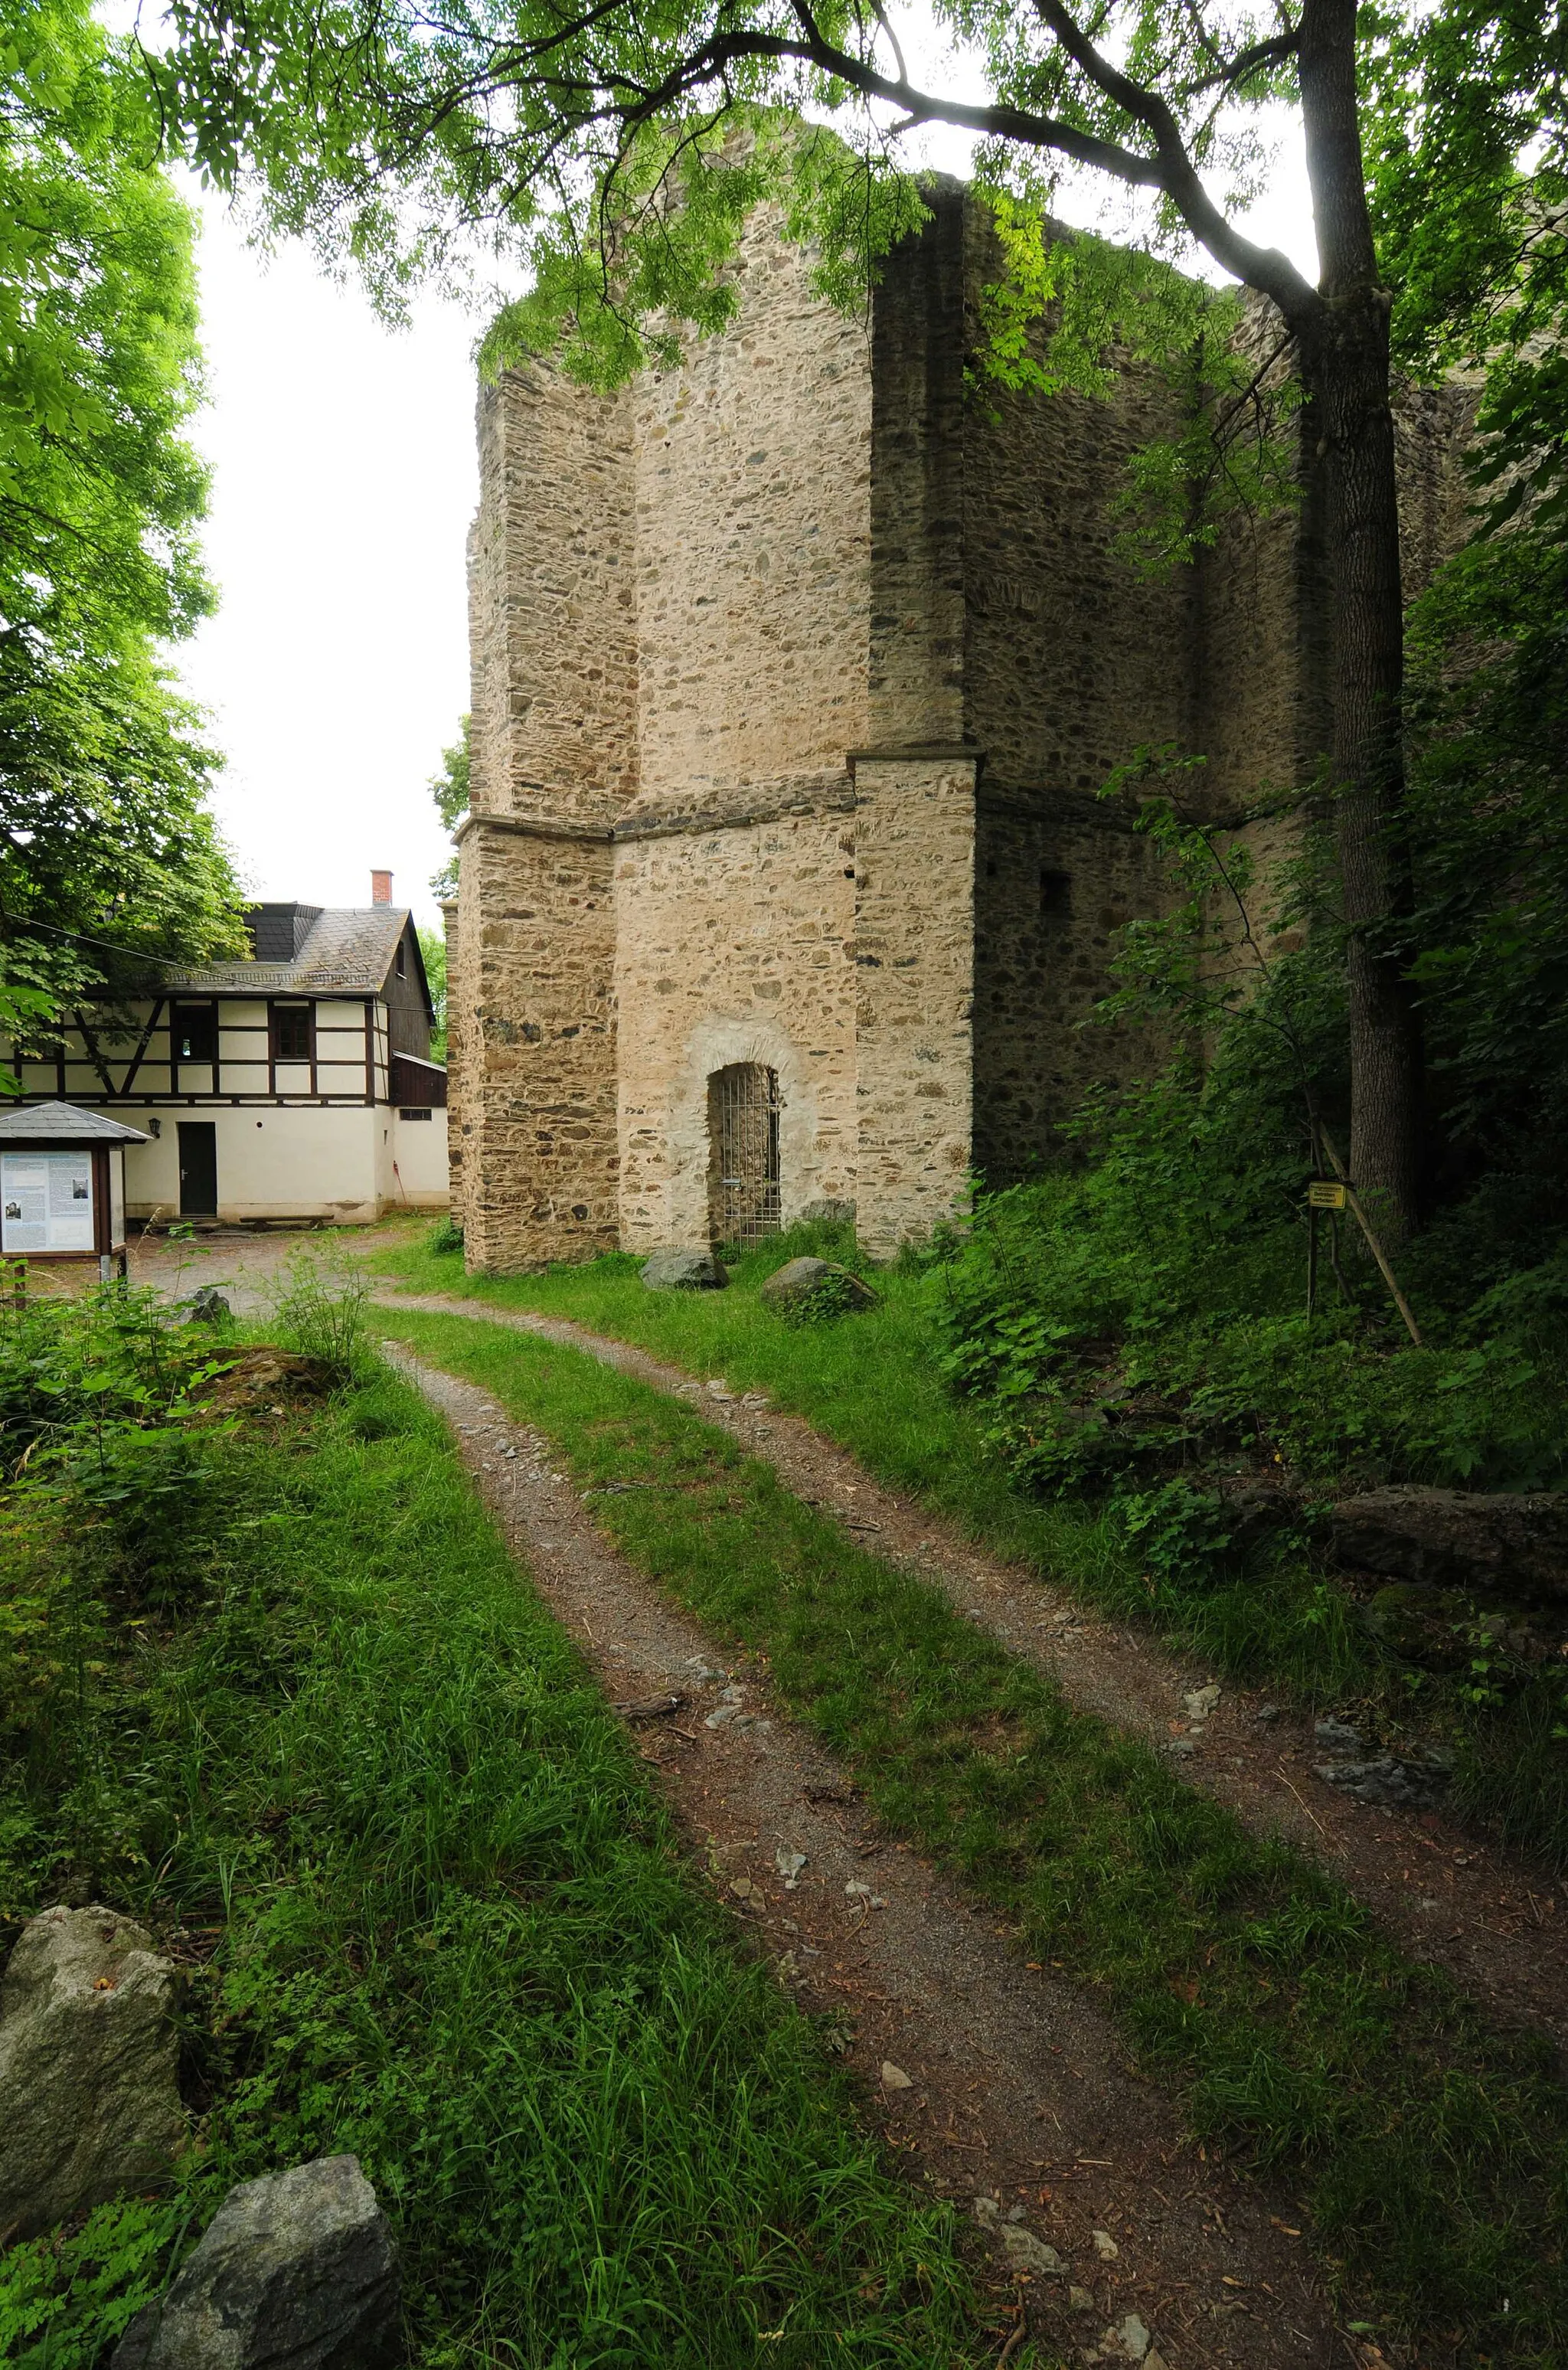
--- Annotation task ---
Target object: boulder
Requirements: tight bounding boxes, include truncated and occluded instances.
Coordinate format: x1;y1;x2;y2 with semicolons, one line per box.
1329;1486;1568;1603
796;1198;858;1230
759;1257;877;1314
0;1904;186;2243
114;2156;400;2370
640;1247;728;1292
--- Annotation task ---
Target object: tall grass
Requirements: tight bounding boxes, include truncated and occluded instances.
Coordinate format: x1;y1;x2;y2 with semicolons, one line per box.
0;1358;982;2369
372;1302;1568;2366
370;1223;1568;1865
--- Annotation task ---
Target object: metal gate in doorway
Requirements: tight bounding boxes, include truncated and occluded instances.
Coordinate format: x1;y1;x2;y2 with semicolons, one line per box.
708;1063;782;1247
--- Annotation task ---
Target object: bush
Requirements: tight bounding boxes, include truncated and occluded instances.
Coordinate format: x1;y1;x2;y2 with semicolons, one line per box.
268;1247;372;1381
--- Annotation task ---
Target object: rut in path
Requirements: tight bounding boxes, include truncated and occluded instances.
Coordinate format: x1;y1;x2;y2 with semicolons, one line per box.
377;1290;1568;2056
388;1345;1349;2370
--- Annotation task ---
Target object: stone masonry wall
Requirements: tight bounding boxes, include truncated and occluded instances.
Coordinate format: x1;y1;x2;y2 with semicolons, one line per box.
959;217;1199;793
452;819;619;1270
614;797;858;1250
867;185;968;745
854;756;976;1256
972;791;1171;1178
456;366;635;1269
625;212;873;815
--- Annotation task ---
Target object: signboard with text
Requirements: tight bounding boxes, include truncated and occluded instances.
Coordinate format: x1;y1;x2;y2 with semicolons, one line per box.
1;1150;96;1253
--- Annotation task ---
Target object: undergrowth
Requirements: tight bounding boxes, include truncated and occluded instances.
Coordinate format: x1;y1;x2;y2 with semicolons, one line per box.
0;1285;983;2369
373;1214;1568;1866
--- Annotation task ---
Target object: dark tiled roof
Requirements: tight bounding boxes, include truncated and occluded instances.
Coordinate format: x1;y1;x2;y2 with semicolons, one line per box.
162;908;413;995
0;1101;149;1144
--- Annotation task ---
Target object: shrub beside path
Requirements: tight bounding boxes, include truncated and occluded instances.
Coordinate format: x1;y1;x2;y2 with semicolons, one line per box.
379;1290;1568;2058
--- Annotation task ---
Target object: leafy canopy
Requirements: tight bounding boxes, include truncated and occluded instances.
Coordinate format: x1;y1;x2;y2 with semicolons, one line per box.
0;0;243;1054
149;0;1560;420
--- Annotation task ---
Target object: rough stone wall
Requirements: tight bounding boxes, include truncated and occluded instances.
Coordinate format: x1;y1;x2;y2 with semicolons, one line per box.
452;819;619;1271
457;365;635;1269
959;219;1199;792
625;213;873;812
470;371;638;828
956;205;1196;1181
972;791;1172;1178
441;897;464;1223
614;796;858;1250
854;756;977;1255
868;185;968;744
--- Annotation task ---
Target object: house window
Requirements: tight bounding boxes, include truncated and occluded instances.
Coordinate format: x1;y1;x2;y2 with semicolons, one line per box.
271;1002;313;1062
172;1002;217;1064
395;940;407;979
1040;868;1073;917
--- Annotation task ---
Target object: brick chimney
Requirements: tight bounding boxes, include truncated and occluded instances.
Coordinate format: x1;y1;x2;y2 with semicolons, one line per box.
371;869;393;905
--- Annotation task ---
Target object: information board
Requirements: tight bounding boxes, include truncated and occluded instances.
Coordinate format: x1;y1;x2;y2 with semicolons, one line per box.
1;1150;96;1253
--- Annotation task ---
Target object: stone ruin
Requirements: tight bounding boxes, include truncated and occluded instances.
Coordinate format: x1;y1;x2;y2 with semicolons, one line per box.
445;181;1470;1270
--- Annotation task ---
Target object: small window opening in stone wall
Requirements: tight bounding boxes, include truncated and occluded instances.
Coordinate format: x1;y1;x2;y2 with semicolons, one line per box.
708;1063;782;1247
1040;868;1073;917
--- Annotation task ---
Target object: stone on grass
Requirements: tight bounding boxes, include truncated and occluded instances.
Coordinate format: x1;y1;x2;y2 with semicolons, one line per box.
640;1247;728;1292
113;2156;400;2370
0;1904;186;2244
759;1257;877;1313
1329;1486;1568;1602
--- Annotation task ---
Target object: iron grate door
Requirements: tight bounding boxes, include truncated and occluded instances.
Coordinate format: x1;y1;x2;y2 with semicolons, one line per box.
708;1063;782;1247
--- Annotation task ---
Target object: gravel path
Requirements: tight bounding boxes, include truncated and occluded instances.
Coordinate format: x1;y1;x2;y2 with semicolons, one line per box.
388;1345;1347;2370
377;1290;1568;2059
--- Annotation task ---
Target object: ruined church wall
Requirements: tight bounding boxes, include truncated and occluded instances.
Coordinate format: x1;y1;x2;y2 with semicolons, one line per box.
957;210;1196;1181
972;793;1171;1178
626;214;873;813
867;185;968;745
614;803;858;1251
454;369;631;1270
854;756;976;1257
451;819;619;1271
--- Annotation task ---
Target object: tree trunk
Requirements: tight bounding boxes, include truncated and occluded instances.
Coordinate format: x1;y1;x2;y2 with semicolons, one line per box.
1297;0;1425;1245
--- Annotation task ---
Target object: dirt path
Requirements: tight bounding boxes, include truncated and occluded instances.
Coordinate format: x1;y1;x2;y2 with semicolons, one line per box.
377;1291;1568;2059
128;1224;413;1314
387;1345;1349;2370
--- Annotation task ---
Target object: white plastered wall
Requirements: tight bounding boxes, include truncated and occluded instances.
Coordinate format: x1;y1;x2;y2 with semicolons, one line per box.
112;1105;385;1224
389;1110;450;1208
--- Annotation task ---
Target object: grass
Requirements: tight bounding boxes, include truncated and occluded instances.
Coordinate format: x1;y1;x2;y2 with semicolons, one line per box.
368;1222;1568;1868
370;1298;1568;2368
0;1357;986;2370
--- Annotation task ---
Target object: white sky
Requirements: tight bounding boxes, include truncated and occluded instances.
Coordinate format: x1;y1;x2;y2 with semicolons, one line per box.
167;21;1318;936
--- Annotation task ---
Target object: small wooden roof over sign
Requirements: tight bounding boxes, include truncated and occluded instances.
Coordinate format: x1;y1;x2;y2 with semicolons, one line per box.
0;1100;149;1146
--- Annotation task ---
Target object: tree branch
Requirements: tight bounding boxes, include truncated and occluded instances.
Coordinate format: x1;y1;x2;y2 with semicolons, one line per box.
1031;0;1320;320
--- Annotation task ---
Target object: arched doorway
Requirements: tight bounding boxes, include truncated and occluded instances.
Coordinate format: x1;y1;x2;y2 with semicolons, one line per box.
708;1063;782;1247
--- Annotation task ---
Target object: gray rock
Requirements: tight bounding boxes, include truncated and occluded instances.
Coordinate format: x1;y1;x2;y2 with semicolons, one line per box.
0;1904;186;2243
1001;2225;1066;2275
758;1257;877;1312
113;2156;400;2370
185;1286;232;1326
1315;1754;1449;1809
640;1247;728;1292
1313;1717;1367;1755
1330;1486;1568;1603
796;1198;858;1228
